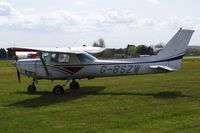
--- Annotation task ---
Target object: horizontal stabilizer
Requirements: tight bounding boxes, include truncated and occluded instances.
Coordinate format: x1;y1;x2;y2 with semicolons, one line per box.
150;65;176;72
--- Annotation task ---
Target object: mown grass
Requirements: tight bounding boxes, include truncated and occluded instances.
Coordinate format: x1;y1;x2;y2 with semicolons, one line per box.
0;58;200;133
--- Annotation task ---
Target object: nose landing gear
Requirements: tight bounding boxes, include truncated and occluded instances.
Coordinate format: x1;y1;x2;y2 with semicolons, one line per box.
27;79;37;93
69;79;80;90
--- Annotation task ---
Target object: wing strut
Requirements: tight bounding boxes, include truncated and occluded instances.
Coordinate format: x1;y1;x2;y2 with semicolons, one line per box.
38;52;49;77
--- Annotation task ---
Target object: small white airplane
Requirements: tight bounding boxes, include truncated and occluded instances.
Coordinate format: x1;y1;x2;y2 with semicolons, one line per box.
7;28;194;95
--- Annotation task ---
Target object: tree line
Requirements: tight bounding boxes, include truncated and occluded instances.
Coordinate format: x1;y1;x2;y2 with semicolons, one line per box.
185;48;200;56
126;44;154;56
0;48;16;59
95;44;156;59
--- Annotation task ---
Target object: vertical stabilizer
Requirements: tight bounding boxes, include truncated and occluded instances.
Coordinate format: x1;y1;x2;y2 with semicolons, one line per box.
156;28;194;60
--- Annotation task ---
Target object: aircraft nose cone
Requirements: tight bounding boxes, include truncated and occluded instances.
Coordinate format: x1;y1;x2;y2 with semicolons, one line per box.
15;61;21;83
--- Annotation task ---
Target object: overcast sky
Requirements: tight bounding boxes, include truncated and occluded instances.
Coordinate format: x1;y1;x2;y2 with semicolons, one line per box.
0;0;200;48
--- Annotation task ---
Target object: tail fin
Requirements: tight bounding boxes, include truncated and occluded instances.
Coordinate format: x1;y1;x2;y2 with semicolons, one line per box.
156;28;194;60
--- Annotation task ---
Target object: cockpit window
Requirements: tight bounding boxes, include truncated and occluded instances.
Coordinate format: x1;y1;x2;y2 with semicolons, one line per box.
58;54;69;63
50;53;57;62
77;53;96;63
50;53;70;63
42;52;49;61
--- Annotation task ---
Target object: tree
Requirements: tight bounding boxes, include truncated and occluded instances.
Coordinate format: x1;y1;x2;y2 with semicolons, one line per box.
0;48;7;59
154;43;164;48
93;41;99;47
98;38;105;48
147;46;154;55
185;49;200;56
92;38;106;48
127;45;137;55
153;43;164;54
7;50;16;59
136;45;147;55
126;45;137;56
126;44;154;56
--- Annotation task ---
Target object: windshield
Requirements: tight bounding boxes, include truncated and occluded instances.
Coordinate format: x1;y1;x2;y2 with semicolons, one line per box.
42;52;49;62
77;53;97;63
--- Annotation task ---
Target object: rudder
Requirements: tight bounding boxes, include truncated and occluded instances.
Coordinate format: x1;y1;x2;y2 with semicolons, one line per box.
156;28;194;60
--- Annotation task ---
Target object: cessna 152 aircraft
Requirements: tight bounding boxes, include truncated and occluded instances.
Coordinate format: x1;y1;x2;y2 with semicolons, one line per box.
7;28;194;95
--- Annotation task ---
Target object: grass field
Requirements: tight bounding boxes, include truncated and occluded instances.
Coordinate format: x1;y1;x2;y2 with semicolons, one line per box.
0;58;200;133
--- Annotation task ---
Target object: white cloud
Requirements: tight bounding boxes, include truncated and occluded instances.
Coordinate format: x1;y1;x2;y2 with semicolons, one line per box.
0;7;139;33
0;2;199;34
160;16;200;30
0;7;83;32
22;8;36;14
38;11;83;32
74;0;87;6
84;9;138;32
103;10;136;24
0;1;19;16
146;0;159;5
139;18;157;27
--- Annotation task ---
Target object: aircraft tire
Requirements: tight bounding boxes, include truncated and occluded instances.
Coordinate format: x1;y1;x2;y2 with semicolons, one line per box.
27;85;36;93
53;85;64;95
70;81;80;90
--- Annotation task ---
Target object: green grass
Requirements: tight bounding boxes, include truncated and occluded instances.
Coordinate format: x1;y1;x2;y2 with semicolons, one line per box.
0;58;200;133
0;60;14;67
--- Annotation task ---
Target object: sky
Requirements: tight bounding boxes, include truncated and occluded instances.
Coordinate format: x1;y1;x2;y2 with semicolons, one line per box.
0;0;200;48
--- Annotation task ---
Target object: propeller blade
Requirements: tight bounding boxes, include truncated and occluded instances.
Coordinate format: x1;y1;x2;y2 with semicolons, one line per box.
16;68;21;83
15;56;20;83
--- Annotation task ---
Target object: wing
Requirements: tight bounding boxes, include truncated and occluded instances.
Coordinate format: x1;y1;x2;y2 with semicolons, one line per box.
7;46;105;54
150;65;176;72
7;47;84;54
71;46;105;53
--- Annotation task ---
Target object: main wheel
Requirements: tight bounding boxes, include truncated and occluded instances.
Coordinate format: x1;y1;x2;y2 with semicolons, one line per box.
27;85;36;93
70;81;80;90
53;85;64;95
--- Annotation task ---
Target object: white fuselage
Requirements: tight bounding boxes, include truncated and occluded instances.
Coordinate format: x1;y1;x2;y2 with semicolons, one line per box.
16;56;181;80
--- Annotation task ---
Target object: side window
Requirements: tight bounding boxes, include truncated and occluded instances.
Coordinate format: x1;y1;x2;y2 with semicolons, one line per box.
77;53;96;63
50;53;70;63
58;54;70;63
51;53;58;62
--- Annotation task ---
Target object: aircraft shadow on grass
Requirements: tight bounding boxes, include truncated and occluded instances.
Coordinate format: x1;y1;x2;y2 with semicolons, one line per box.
8;86;106;108
8;87;198;108
99;91;195;99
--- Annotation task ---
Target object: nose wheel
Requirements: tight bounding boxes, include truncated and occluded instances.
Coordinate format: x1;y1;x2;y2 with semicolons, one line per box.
27;79;37;93
69;80;80;90
27;85;36;93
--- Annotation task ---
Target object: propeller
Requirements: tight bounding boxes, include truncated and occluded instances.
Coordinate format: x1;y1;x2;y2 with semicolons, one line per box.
15;56;21;83
16;68;21;83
